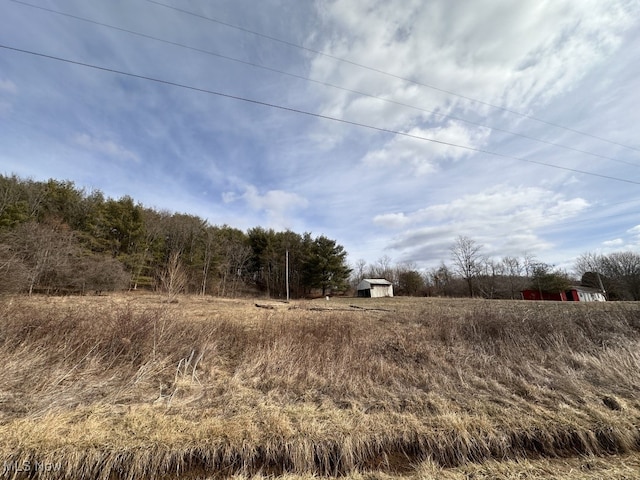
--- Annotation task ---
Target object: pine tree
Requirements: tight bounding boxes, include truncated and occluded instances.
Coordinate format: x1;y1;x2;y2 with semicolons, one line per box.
302;236;351;296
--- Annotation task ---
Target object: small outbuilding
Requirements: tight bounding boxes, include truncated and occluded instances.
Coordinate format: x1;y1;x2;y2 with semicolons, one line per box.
566;286;606;302
356;278;394;298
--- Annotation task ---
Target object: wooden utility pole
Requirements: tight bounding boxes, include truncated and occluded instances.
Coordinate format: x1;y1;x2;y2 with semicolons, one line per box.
286;250;290;301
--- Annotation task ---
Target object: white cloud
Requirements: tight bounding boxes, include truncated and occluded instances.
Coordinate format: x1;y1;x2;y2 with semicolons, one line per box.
373;212;410;229
602;238;624;247
627;225;640;235
362;122;491;175
243;186;309;212
627;225;640;250
222;185;309;229
378;186;589;229
73;133;140;163
377;185;590;265
309;0;636;145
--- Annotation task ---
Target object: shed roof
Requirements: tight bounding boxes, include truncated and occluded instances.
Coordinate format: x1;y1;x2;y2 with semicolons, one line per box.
570;285;605;294
361;278;392;286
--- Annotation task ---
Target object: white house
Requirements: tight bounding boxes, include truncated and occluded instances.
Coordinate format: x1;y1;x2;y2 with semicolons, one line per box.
568;286;607;302
356;278;394;298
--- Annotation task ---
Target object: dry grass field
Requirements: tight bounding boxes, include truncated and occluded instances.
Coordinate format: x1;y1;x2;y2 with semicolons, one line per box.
1;293;639;479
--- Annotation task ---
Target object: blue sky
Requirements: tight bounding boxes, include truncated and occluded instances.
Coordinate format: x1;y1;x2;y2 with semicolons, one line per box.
1;0;639;273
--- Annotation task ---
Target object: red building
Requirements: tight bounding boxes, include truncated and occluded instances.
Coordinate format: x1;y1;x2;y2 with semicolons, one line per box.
521;289;567;301
521;286;606;302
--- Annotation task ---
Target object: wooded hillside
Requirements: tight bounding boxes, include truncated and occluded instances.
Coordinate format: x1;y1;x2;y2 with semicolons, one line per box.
0;175;350;297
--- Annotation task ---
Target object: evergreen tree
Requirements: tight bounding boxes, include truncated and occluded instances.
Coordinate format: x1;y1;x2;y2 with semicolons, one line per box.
529;263;571;293
397;270;425;296
302;236;351;296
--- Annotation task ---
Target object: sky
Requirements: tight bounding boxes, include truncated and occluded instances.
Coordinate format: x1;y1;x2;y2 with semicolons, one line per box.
1;0;639;274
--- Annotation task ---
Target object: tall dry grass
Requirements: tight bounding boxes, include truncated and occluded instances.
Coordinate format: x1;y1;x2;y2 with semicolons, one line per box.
0;294;639;478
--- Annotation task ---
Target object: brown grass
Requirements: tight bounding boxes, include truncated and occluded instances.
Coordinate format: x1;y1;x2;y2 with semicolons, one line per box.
1;293;639;478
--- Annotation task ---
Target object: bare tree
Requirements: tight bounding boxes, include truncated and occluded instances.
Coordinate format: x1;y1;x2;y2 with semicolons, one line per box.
2;221;77;295
601;252;640;300
369;255;394;282
427;263;456;297
199;225;217;295
160;251;187;301
476;256;502;299
502;256;526;299
450;235;483;297
351;258;368;286
522;252;537;278
574;252;602;278
228;243;252;297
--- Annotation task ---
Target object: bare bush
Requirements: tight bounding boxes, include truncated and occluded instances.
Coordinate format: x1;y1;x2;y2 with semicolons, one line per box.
74;254;131;294
0;243;29;293
159;251;187;301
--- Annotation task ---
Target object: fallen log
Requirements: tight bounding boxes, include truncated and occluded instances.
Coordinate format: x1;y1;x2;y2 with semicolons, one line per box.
255;303;278;310
349;305;395;312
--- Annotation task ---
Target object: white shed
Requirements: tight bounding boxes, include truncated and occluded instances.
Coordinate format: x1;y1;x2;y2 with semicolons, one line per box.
356;278;393;298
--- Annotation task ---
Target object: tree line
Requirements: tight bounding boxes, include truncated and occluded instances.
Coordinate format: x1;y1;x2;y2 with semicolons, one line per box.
2;175;637;300
350;236;640;301
0;175;350;297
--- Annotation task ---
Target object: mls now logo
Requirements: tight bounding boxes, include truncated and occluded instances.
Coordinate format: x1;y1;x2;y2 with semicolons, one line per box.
3;461;62;474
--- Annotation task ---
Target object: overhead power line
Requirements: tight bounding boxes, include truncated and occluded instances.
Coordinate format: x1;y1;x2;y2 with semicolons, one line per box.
8;0;638;169
145;0;640;153
1;43;639;187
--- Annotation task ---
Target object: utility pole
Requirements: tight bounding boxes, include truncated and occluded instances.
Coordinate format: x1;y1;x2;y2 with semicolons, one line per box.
596;271;607;300
286;250;290;301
